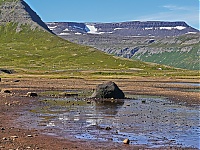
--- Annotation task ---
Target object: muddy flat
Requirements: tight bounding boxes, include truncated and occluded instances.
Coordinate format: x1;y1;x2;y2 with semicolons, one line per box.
0;77;199;150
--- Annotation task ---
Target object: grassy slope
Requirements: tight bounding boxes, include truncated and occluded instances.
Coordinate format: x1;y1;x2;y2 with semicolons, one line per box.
132;34;200;70
0;24;156;72
0;23;198;78
135;46;199;70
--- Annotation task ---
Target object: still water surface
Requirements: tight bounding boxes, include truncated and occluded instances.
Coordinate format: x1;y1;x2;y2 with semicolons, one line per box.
17;96;200;148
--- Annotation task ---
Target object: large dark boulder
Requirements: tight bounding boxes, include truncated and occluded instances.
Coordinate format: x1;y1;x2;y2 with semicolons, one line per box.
91;81;125;99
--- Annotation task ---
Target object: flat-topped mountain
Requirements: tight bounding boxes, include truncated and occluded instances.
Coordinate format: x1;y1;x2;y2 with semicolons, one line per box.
46;21;198;37
46;21;199;70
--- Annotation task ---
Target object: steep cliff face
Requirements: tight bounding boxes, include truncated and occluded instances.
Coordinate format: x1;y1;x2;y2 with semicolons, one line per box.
47;21;198;37
0;0;52;32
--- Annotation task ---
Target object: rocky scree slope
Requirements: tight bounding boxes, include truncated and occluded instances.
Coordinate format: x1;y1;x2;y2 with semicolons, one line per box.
0;0;51;32
46;21;199;70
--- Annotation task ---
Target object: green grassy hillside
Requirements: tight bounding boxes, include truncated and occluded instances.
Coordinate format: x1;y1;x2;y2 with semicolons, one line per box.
134;46;199;70
0;23;198;78
0;24;157;72
132;34;200;70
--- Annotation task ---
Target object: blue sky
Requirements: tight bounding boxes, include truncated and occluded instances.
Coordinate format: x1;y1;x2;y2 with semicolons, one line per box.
24;0;199;29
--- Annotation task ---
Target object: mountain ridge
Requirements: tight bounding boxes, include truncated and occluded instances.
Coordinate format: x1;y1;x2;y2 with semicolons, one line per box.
46;21;198;37
0;0;52;32
46;21;199;70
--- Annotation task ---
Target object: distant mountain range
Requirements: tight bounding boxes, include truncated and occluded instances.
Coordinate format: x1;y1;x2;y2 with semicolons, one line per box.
0;0;199;71
46;21;199;70
46;21;198;37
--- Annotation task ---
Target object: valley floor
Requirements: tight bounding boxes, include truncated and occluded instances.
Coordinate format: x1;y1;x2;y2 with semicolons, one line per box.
0;77;199;150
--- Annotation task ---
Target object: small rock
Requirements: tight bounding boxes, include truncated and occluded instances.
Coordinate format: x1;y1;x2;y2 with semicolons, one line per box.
86;100;91;104
10;136;18;138
14;80;20;82
27;135;33;137
1;127;5;130
2;89;11;93
5;102;12;106
105;127;112;130
123;138;130;144
142;100;146;104
2;137;7;140
27;92;38;97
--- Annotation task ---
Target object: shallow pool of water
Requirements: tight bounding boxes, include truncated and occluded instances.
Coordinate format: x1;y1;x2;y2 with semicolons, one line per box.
16;96;200;149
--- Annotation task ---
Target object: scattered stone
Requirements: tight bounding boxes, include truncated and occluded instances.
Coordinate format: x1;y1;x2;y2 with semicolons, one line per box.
5;102;12;106
26;92;38;97
14;80;20;82
10;136;18;138
142;100;146;104
1;89;11;93
91;81;125;99
105;126;112;130
123;138;130;144
2;137;7;140
0;69;14;74
86;100;92;104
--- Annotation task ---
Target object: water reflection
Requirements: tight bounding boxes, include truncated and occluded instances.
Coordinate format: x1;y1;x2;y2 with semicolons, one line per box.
16;97;200;149
94;99;124;115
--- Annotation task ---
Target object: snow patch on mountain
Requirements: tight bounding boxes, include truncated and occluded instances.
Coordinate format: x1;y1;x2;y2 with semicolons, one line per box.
160;26;186;30
145;27;153;30
75;32;82;35
63;28;69;31
114;28;124;30
86;24;100;34
48;26;57;30
59;33;70;35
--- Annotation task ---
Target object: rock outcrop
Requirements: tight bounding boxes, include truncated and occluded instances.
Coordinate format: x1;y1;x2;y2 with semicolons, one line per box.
0;0;52;32
91;81;125;99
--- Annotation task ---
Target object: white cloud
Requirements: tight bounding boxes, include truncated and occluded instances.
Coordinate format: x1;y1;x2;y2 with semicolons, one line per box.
163;5;191;11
